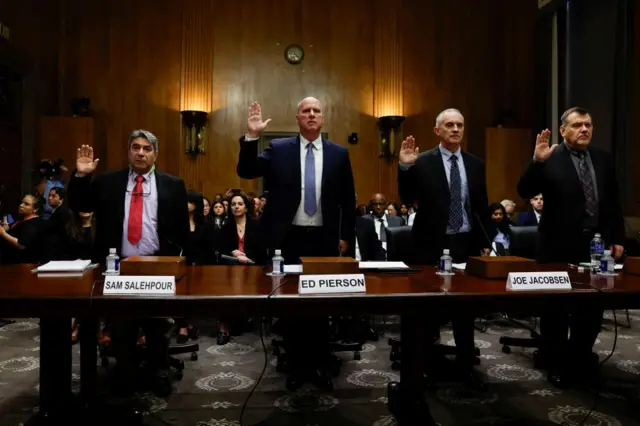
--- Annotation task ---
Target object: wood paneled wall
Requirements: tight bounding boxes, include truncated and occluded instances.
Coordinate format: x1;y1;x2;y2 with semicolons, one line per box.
56;0;536;204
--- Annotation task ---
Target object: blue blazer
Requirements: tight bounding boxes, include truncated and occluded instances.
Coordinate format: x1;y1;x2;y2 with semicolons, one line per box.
517;211;539;227
237;135;356;250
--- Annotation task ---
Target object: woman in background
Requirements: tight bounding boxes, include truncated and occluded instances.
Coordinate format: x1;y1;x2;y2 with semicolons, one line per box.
0;194;44;264
203;196;212;222
210;200;227;232
488;202;511;256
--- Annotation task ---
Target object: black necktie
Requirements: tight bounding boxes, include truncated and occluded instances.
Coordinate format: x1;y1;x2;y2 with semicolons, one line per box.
378;218;387;242
576;151;597;217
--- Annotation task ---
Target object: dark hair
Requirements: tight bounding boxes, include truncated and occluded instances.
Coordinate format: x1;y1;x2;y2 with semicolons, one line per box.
49;186;66;201
227;190;254;220
187;190;205;225
387;202;400;213
211;200;225;217
488;203;510;235
66;210;96;245
356;204;368;217
560;106;591;126
23;194;44;215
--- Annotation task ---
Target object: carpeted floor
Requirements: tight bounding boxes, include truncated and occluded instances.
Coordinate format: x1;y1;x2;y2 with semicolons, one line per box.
1;312;639;426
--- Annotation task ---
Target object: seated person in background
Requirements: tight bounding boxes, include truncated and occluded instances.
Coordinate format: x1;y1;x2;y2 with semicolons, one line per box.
185;190;217;266
45;187;71;260
219;190;265;265
488;202;510;255
0;194;44;264
517;193;543;226
63;210;96;260
217;191;264;345
354;216;385;261
500;199;516;221
356;204;368;217
202;196;212;222
399;203;411;225
210;200;227;232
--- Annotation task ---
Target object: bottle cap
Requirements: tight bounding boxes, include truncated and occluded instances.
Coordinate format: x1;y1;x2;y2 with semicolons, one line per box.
109;248;117;254
443;249;450;255
603;250;611;255
274;249;281;255
594;233;601;238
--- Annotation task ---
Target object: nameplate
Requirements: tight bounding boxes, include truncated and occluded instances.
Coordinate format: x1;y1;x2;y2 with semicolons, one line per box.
506;272;571;291
103;275;176;295
298;274;366;295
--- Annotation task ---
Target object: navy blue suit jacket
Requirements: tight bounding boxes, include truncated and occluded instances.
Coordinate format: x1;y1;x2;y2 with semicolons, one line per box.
237;135;356;250
516;211;539;227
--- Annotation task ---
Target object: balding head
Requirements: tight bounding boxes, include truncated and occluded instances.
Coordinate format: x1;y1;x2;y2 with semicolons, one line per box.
371;193;386;218
296;97;324;140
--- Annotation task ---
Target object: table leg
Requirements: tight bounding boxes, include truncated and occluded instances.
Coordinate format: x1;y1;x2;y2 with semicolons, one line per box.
26;316;72;425
387;314;438;426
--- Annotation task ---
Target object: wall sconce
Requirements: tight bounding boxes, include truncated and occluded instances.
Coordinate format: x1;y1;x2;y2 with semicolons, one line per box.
377;115;405;157
181;110;208;155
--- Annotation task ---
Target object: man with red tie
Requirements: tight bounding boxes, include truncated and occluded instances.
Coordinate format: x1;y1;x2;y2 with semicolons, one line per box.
68;129;189;398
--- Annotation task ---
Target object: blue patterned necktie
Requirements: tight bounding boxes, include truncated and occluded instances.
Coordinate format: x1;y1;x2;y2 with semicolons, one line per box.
575;151;597;217
304;143;317;216
448;155;463;231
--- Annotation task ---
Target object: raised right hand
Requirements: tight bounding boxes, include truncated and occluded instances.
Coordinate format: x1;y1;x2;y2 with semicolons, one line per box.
533;129;557;162
399;135;419;165
246;102;272;138
76;145;100;177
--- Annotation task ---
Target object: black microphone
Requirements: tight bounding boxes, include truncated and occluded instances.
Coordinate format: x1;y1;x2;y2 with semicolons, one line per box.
473;211;499;257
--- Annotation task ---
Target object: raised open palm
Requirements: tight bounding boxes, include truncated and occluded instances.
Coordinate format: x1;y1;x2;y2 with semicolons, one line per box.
246;102;272;138
76;145;100;177
399;136;419;165
533;129;557;161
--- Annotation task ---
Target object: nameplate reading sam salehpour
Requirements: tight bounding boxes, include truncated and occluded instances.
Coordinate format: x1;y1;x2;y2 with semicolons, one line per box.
103;276;176;295
298;274;367;295
506;272;571;291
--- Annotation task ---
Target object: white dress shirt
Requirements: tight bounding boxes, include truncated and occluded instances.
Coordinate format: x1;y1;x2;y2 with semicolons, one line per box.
121;168;160;257
292;135;323;226
534;210;541;224
373;214;389;251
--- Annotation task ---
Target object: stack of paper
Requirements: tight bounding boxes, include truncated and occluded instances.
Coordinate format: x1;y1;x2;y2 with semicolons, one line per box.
359;261;410;270
36;260;92;276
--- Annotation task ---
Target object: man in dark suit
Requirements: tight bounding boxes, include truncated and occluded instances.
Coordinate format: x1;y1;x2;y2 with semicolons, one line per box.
365;193;403;258
517;194;543;226
398;108;489;388
68;129;189;397
237;98;356;391
518;107;625;388
355;216;385;261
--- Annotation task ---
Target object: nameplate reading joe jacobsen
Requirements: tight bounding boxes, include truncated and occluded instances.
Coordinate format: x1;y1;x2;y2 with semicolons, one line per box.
103;275;176;295
506;271;571;291
298;274;367;295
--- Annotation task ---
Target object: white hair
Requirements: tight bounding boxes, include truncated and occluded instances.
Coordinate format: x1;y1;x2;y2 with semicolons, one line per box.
501;199;516;208
435;108;463;127
297;97;322;112
128;129;158;153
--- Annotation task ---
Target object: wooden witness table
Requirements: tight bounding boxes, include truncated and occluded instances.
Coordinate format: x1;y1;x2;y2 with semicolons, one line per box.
2;264;640;425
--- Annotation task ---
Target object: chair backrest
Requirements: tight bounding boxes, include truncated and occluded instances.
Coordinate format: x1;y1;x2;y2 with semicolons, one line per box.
385;226;413;262
509;225;539;259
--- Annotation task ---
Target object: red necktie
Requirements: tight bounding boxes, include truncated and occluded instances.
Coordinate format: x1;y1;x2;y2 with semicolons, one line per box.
127;175;144;245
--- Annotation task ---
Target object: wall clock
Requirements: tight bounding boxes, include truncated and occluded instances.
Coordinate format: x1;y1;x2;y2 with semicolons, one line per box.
284;44;304;64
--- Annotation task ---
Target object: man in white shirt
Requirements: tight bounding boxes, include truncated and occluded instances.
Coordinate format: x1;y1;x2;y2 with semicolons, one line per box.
365;193;403;254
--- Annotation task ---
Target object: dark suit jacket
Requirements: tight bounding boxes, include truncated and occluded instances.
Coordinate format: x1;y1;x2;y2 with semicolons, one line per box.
44;204;71;261
517;143;624;263
219;217;266;264
355;216;385;261
237;135;356;250
185;222;218;265
398;147;489;264
67;168;189;262
364;213;404;229
516;211;539;227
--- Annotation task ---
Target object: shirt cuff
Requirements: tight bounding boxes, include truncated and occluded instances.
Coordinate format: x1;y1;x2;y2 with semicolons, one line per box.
399;163;414;170
244;135;259;142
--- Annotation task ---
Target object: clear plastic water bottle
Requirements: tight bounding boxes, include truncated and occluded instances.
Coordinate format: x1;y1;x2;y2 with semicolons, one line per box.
590;233;605;273
271;249;284;276
599;249;615;275
106;248;120;275
439;249;452;274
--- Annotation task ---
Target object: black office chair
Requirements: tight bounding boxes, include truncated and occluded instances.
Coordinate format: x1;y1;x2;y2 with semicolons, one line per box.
499;225;542;356
385;226;480;370
100;320;199;374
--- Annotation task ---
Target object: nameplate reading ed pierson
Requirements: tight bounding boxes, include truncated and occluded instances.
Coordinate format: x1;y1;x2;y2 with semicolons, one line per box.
298;274;366;295
103;275;176;295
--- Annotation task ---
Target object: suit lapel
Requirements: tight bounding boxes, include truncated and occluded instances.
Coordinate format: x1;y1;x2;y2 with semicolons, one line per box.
155;171;167;220
292;136;301;197
429;148;449;194
117;169;129;224
321;139;332;193
557;144;583;192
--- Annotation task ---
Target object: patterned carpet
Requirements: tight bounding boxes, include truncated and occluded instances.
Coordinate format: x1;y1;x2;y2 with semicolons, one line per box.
0;313;640;426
